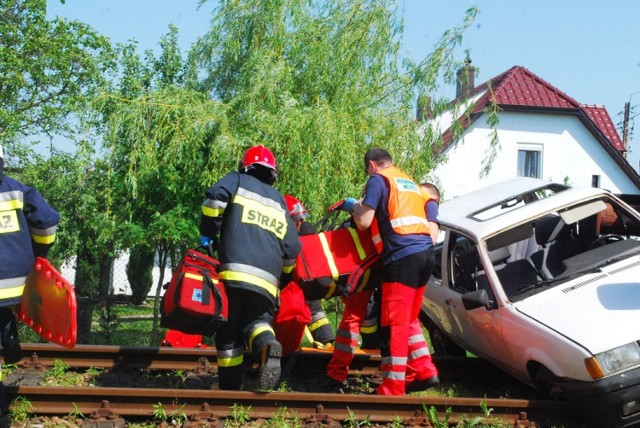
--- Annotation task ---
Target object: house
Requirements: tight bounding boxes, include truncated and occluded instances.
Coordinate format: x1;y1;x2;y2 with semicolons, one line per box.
425;62;640;200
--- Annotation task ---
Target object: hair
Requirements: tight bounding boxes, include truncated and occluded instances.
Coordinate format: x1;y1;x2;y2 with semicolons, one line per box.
364;147;392;168
420;182;440;201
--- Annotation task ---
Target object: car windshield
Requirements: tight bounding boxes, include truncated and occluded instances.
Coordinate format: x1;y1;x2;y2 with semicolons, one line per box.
478;196;640;301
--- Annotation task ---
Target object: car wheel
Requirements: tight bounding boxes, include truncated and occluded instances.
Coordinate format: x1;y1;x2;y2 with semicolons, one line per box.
425;318;466;357
534;366;565;400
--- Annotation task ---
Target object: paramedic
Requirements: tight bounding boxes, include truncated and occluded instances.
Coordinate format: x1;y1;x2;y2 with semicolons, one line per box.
199;145;301;391
0;144;59;411
345;147;439;395
284;194;335;347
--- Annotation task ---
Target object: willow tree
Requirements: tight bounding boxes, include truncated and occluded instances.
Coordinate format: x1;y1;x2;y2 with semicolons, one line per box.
195;0;479;217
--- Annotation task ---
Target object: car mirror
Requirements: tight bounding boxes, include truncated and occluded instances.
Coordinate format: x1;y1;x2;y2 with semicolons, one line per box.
461;289;491;310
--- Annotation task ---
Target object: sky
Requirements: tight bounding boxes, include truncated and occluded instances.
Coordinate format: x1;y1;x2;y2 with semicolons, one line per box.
46;0;640;168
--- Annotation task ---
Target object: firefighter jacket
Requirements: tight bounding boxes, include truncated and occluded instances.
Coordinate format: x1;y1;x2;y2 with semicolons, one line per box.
367;166;430;259
200;172;302;303
0;175;59;306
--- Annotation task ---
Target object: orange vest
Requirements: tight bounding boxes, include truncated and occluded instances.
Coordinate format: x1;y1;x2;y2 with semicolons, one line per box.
370;166;430;253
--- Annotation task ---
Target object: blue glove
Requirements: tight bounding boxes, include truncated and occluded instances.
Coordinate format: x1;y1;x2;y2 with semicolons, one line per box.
200;235;213;247
341;197;357;214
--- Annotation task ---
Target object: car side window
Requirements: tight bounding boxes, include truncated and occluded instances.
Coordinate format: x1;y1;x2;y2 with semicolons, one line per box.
448;233;480;293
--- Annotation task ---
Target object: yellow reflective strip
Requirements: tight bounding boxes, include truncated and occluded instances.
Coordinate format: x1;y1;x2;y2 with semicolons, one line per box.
0;200;23;211
356;269;371;293
218;271;278;298
202;205;224;218
308;318;329;332
184;272;203;281
249;325;274;351
318;233;339;281
0;284;25;300
347;228;367;260
217;354;244;367
32;233;56;245
323;280;337;299
281;264;294;274
360;324;377;334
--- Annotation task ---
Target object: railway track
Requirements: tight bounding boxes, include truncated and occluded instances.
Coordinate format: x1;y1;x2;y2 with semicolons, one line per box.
3;344;579;427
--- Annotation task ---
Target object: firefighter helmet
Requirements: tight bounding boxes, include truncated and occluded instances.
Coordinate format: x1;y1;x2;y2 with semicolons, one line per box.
285;195;309;221
240;145;277;172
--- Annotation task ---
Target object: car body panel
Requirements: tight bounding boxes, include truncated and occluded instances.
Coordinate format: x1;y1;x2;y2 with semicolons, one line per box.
422;177;640;427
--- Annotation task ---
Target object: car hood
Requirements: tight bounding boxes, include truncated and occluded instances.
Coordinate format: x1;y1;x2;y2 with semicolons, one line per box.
515;257;640;355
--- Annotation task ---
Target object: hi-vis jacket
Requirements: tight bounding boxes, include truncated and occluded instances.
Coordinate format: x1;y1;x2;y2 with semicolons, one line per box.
200;172;302;303
370;166;430;254
0;176;59;306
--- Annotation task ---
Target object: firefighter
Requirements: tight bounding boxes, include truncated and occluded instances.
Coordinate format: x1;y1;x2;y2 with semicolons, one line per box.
284;194;335;347
339;147;439;395
0;144;59;412
199;145;301;391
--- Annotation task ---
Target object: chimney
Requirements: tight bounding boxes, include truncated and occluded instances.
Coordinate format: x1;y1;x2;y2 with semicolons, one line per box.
456;58;476;99
416;94;432;122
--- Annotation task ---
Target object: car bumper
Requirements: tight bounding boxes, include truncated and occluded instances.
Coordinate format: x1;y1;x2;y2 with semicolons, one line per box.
561;365;640;428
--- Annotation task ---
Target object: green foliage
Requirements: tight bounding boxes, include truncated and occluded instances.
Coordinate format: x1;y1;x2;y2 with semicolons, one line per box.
126;245;155;305
265;407;302;428
225;403;252;428
344;409;371;428
9;396;32;423
0;0;114;147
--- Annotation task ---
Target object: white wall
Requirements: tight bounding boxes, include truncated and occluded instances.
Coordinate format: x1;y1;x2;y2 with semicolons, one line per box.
431;111;640;200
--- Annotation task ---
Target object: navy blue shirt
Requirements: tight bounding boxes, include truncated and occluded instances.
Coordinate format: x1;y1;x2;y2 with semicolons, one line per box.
361;174;434;265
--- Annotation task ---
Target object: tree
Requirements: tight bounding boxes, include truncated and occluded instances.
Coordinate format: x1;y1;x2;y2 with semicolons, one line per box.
195;0;479;215
0;0;114;149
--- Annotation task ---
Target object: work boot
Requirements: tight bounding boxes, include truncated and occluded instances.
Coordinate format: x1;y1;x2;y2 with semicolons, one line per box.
257;340;282;391
0;309;22;364
405;375;440;393
322;375;347;393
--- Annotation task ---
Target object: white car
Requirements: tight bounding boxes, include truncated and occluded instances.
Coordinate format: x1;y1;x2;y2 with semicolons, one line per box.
422;177;640;428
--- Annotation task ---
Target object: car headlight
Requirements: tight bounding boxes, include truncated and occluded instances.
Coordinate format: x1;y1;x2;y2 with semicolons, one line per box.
585;342;640;379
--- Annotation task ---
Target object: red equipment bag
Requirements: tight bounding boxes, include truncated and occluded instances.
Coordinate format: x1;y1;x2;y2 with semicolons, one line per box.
161;249;228;336
273;281;311;357
293;227;381;300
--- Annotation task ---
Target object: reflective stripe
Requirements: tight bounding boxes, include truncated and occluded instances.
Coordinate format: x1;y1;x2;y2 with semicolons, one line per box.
217;347;244;367
0;190;24;211
281;264;294;274
356;269;371;293
249;323;274;351
336;330;359;341
410;348;431;360
322;280;337;299
0;283;25;300
390;216;430;229
30;225;56;244
382;370;405;381
360;324;377;334
203;198;227;210
408;334;424;345
202;205;224;218
236;187;285;212
381;356;407;365
184;272;218;284
219;271;279;298
318;233;339;281
309;317;329;332
347;228;367;260
221;263;278;285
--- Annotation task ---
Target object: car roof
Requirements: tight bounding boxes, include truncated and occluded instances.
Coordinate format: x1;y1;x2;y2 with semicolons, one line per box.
439;177;610;241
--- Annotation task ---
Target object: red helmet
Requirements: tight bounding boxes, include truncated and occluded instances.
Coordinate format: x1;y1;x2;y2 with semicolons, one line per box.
240;145;277;172
285;195;309;221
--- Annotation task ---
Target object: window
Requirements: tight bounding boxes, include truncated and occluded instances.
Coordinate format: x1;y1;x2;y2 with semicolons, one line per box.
517;148;542;178
592;175;600;188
